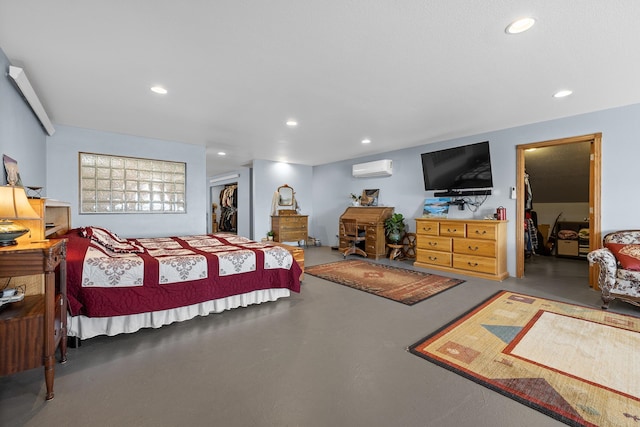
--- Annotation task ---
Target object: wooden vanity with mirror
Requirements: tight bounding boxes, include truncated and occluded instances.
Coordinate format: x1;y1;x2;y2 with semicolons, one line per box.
270;184;308;246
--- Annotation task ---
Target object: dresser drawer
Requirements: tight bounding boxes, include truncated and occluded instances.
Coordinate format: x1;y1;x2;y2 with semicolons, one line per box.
453;238;496;257
365;242;379;254
453;254;497;275
280;223;307;231
439;222;465;237
282;217;307;227
365;226;378;243
417;236;452;252
279;231;306;242
417;249;452;267
466;223;496;240
416;221;439;236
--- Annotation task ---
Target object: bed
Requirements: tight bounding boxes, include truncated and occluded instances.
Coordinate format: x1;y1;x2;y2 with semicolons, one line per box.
60;227;302;340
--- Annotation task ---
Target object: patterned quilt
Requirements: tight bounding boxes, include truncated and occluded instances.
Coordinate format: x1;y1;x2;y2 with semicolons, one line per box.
62;228;302;318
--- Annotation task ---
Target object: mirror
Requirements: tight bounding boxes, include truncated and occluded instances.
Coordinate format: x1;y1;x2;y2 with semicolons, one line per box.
277;184;294;206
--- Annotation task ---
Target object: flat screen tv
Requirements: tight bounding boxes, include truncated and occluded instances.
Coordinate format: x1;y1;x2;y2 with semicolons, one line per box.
421;141;493;192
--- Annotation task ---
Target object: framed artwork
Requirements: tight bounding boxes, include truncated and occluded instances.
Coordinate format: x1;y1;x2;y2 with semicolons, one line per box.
3;154;22;186
423;197;451;218
361;189;379;206
79;152;186;214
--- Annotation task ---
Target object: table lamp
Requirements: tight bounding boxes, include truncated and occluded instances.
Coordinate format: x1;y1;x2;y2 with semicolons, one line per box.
0;185;40;246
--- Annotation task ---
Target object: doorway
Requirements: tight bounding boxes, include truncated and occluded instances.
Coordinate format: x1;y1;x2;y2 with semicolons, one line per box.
515;133;601;287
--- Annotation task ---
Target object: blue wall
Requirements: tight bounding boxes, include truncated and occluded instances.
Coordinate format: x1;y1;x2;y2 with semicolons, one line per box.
311;102;640;276
46;125;207;238
0;49;47;187
251;159;313;242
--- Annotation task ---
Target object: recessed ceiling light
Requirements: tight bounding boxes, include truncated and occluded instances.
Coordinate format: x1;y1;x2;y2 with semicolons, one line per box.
217;151;226;156
150;86;168;95
505;17;536;34
361;138;371;144
553;90;573;98
286;119;298;127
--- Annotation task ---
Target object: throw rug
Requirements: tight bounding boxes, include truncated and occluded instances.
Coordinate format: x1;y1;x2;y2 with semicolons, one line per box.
305;260;464;305
408;290;640;427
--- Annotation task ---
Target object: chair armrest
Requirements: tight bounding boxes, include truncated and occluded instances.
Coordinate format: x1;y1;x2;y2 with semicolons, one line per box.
587;248;617;291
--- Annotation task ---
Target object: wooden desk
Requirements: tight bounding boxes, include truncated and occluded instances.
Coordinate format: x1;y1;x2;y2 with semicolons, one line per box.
339;206;394;259
0;240;68;400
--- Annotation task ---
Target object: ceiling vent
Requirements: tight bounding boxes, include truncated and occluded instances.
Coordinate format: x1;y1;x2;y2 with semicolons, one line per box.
352;159;393;178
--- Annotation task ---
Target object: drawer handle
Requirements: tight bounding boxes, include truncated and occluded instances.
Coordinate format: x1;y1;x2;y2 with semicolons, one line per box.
428;256;438;261
467;262;479;267
468;246;479;251
428;242;438;246
422;227;432;232
447;228;457;233
475;230;487;235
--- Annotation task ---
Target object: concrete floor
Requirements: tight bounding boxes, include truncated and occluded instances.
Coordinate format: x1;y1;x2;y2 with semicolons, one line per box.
1;247;635;427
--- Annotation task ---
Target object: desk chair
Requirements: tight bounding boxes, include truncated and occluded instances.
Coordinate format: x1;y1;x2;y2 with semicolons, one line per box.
341;218;367;258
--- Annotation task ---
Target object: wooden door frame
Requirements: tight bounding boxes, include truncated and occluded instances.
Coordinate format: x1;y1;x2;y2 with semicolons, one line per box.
515;133;601;286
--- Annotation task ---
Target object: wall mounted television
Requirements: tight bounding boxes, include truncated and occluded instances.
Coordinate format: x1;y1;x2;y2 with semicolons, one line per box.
421;141;493;196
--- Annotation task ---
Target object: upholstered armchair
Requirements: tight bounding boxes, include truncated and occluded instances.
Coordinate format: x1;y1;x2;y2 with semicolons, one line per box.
587;230;640;309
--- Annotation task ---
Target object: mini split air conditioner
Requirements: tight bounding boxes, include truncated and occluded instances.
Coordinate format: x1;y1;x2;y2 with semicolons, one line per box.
352;159;393;178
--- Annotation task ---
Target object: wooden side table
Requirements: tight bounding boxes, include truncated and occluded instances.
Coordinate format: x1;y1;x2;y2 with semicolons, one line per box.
0;239;67;400
388;244;404;261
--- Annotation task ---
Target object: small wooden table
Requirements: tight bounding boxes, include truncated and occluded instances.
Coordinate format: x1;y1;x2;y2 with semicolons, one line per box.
388;244;404;261
0;240;67;400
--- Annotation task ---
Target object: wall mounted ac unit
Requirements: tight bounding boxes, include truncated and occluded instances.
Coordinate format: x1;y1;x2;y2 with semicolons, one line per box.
352;159;393;178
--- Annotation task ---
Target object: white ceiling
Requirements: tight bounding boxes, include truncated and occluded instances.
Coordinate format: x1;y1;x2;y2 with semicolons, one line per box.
2;1;639;177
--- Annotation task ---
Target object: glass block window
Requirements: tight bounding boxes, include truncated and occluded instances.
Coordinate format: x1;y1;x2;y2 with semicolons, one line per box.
79;152;186;214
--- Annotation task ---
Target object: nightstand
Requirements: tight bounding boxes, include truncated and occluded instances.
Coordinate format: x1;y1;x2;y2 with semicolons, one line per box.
0;239;68;400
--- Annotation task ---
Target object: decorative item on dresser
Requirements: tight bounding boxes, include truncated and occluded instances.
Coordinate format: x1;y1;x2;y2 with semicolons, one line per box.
414;218;508;281
0;239;68;400
339;206;394;260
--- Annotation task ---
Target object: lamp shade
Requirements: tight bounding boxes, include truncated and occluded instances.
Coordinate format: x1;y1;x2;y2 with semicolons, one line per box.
0;185;40;219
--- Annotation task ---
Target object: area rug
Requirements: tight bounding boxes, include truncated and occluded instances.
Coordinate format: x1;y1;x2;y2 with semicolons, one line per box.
408;290;640;427
305;260;464;305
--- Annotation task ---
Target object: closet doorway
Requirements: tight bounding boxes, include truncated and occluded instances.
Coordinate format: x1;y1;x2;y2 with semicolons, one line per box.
515;133;601;287
212;183;238;234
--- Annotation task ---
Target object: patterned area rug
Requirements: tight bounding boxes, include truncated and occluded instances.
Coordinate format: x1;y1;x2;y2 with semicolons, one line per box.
409;290;640;427
306;260;464;305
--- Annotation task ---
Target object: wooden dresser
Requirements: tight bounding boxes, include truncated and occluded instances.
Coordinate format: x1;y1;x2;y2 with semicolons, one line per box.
414;218;508;281
339;206;394;260
271;214;308;245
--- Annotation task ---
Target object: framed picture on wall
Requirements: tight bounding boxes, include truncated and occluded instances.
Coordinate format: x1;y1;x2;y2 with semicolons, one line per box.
361;189;379;206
